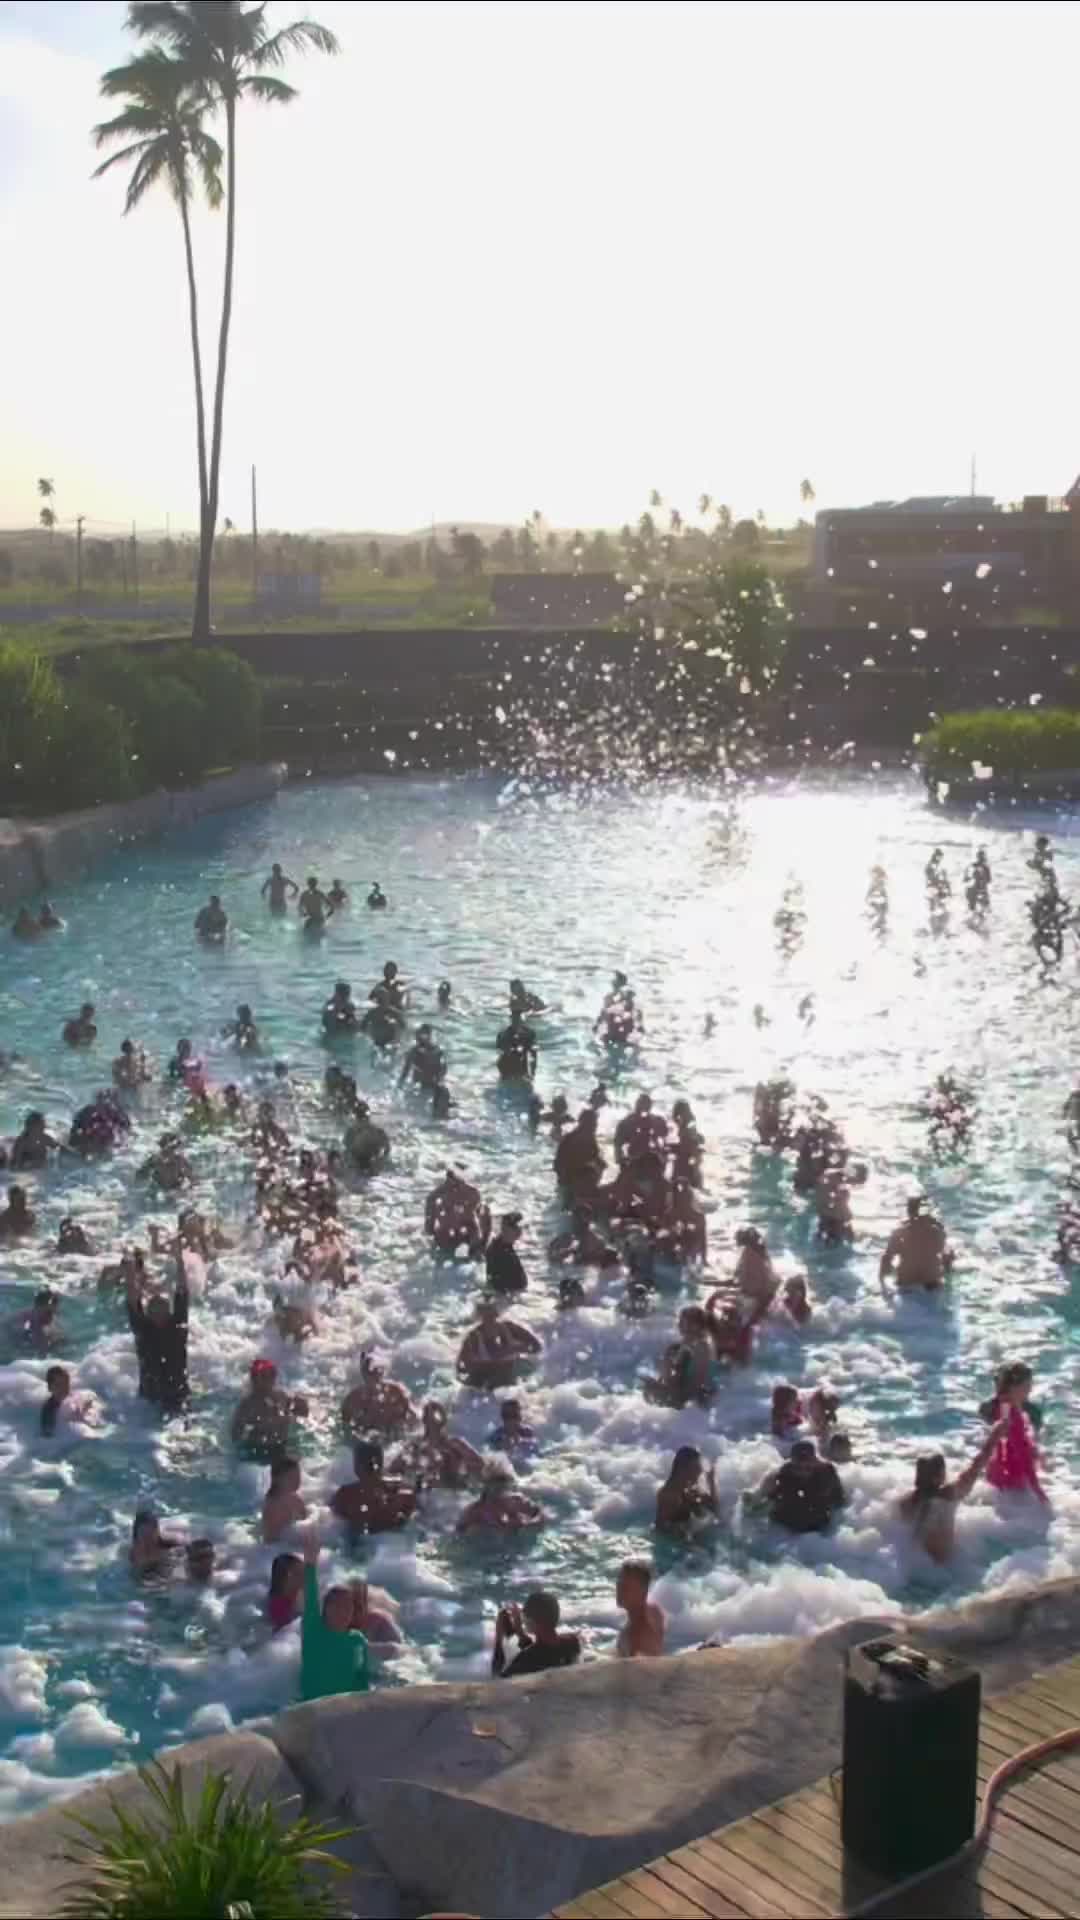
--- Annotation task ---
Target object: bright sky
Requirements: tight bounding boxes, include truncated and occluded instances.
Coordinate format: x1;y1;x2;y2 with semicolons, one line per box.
2;0;1079;536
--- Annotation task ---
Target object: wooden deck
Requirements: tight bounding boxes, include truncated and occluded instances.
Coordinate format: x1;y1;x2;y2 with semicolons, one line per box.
553;1653;1080;1920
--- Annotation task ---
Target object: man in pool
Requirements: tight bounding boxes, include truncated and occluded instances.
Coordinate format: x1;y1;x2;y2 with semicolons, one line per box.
261;863;299;912
614;1093;668;1168
554;1107;606;1204
9;1112;56;1172
194;894;228;942
485;1212;529;1296
0;1184;35;1239
231;1358;309;1459
491;1590;579;1674
62;1002;97;1048
328;878;349;909
125;1251;190;1414
509;977;546;1017
495;1008;538;1083
331;1440;417;1534
392;1400;484;1489
322;981;358;1035
399;1023;446;1091
298;876;334;929
366;882;387;910
457;1299;541;1389
879;1195;952;1294
340;1353;416;1438
615;1560;666;1658
424;1167;491;1255
459;1466;545;1536
371;960;407;1010
748;1438;846;1534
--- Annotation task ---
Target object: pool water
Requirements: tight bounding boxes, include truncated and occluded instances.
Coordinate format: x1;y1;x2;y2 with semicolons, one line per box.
3;770;1080;1817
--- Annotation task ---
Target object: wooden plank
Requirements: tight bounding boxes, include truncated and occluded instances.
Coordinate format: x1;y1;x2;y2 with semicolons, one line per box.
986;1692;1080;1747
990;1808;1080;1906
621;1865;712;1918
973;1849;1070;1919
666;1840;783;1920
578;1881;673;1920
981;1722;1080;1799
685;1835;830;1920
713;1817;842;1913
646;1855;749;1918
554;1893;636;1920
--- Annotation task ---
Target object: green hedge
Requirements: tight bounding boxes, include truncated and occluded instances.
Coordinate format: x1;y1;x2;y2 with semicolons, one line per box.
0;638;261;813
921;708;1080;778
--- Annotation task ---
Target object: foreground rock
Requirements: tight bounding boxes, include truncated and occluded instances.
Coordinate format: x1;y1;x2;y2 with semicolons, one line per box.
7;1576;1080;1918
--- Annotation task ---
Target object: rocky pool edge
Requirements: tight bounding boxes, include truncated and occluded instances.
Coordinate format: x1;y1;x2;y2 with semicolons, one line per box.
3;1573;1080;1919
0;764;289;912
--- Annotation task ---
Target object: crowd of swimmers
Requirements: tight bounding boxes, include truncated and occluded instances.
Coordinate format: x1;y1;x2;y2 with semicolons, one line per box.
2;836;1067;1695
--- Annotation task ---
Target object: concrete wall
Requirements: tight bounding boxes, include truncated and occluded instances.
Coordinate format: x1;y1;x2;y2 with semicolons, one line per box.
0;762;287;912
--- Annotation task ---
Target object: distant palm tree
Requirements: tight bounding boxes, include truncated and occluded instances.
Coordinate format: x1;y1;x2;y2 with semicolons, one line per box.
93;47;221;605
698;493;712;518
39;507;57;537
36;478;57;544
125;1;339;639
37;478;55;502
800;477;816;506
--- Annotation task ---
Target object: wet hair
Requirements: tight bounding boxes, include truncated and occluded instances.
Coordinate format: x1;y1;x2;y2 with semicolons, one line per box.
790;1439;817;1464
997;1362;1033;1393
500;1399;521;1420
45;1365;68;1392
620;1558;653;1592
735;1226;765;1252
131;1508;157;1542
269;1551;301;1594
523;1589;560;1634
772;1384;801;1425
912;1453;947;1506
269;1455;298;1489
353;1439;384;1476
671;1445;701;1477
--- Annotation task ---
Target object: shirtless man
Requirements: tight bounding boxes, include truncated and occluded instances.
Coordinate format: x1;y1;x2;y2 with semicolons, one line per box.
457;1466;544;1534
729;1226;777;1320
495;1009;538;1083
340;1353;416;1438
194;895;228;942
615;1559;666;1657
9;1112;56;1172
63;1002;97;1048
393;1401;483;1489
554;1108;606;1204
261;1457;309;1543
112;1039;151;1092
230;1359;309;1459
399;1024;446;1091
322;981;358;1036
457;1299;541;1390
298;876;334;930
262;864;299;913
0;1184;35;1239
425;1168;491;1255
880;1196;951;1294
614;1093;668;1168
331;1440;417;1535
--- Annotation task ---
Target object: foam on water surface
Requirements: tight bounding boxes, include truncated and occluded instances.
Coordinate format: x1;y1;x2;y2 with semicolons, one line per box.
1;771;1079;1812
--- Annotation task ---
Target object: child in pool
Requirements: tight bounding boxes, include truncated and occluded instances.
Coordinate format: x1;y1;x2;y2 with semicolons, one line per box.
780;1276;813;1325
771;1384;804;1439
980;1363;1049;1504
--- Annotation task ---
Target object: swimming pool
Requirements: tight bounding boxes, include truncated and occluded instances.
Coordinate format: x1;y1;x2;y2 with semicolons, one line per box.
2;769;1080;1817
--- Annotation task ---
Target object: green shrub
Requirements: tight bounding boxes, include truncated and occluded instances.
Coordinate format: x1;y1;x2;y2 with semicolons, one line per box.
61;1761;353;1920
82;652;208;787
921;708;1080;778
42;690;136;809
0;639;65;806
164;646;262;766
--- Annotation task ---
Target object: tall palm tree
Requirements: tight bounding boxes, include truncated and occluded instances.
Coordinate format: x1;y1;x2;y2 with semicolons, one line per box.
800;477;816;506
36;478;57;544
92;48;222;592
127;2;339;639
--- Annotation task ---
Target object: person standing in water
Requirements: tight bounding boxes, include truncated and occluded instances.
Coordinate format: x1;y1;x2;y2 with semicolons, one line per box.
298;876;334;931
125;1251;190;1414
262;864;299;913
194;895;228;942
898;1426;1006;1562
615;1560;666;1657
879;1196;952;1295
328;879;349;909
300;1535;370;1701
366;882;387;910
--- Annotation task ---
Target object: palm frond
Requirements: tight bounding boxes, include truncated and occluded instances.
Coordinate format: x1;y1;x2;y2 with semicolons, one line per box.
193;132;225;207
125;1;193;46
124;143;170;210
252;19;341;66
239;72;295;103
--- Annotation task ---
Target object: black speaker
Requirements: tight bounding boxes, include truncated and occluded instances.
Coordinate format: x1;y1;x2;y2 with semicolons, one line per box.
841;1637;981;1877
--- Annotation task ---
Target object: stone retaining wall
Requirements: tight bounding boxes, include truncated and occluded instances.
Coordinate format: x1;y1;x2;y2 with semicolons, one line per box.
0;763;288;911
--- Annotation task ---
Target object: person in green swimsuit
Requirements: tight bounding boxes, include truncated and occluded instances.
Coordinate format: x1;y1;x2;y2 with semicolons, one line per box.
300;1536;370;1702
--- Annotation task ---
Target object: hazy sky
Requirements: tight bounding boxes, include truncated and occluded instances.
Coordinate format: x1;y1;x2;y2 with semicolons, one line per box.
2;0;1079;537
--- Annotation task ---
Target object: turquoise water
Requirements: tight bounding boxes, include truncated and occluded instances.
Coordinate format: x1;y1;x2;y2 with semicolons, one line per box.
2;771;1080;1816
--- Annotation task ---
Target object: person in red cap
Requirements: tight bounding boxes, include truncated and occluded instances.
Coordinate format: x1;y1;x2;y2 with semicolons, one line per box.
231;1358;309;1460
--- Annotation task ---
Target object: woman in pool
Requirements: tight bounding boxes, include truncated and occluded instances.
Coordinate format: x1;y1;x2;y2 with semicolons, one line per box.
655;1446;719;1539
266;1552;304;1631
771;1384;804;1439
899;1425;1007;1563
980;1363;1050;1504
643;1307;718;1408
729;1227;778;1322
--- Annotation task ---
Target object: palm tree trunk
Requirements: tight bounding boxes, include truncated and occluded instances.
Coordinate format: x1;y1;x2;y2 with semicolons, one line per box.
194;91;236;643
178;181;210;644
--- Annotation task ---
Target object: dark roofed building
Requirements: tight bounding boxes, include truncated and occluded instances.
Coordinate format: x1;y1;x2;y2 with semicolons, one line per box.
490;572;625;627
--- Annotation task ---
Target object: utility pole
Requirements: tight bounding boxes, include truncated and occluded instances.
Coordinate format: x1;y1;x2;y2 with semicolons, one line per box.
970;453;977;499
251;463;259;610
131;519;139;610
75;514;85;613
